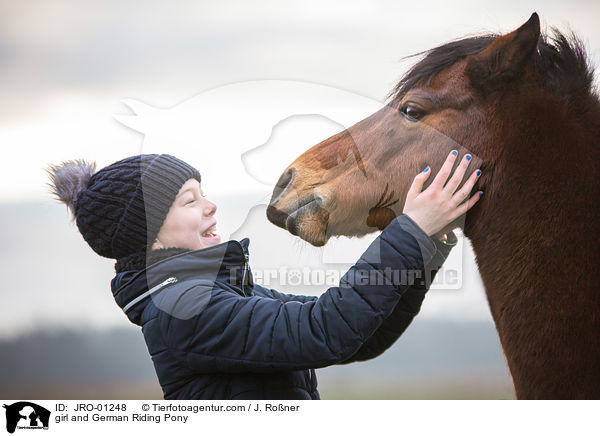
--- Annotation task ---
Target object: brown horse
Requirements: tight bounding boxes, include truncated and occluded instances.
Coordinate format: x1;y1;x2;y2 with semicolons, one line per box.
266;13;600;399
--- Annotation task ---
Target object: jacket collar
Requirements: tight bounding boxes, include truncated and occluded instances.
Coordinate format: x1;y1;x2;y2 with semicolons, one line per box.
114;247;193;274
111;237;252;325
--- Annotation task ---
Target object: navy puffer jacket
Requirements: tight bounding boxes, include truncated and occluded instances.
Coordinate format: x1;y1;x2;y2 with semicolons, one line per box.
110;214;455;399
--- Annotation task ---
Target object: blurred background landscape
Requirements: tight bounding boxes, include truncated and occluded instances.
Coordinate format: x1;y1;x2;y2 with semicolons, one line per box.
0;321;513;400
1;0;597;400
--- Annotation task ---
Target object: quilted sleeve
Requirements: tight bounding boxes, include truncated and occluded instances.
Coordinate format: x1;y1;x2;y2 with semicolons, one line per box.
251;284;318;304
338;231;457;364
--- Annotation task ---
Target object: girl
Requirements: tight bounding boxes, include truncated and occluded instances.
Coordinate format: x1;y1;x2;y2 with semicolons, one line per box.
46;151;481;399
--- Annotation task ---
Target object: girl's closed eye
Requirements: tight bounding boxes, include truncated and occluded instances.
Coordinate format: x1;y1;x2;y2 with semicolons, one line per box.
187;193;206;204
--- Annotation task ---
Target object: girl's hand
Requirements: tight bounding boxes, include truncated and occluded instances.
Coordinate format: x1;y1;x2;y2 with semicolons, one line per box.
402;150;483;237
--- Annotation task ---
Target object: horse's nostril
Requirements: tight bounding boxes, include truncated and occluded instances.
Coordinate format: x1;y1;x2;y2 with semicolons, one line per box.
270;167;296;204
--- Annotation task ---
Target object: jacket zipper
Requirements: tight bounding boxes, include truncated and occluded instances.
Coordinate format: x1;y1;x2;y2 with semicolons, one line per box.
123;276;178;314
241;253;249;293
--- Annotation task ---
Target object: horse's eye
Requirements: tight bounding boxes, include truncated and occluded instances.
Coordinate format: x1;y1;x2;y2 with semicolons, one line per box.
400;103;425;121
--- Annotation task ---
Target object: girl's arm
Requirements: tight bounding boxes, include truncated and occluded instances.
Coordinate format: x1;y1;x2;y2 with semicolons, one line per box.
251;284;318;304
146;213;438;373
338;231;457;364
251;218;457;364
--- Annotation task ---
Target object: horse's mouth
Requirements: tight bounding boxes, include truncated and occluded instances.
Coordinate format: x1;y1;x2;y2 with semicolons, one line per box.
267;195;330;246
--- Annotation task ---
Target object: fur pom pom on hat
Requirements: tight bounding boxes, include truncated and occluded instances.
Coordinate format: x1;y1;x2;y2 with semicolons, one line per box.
45;154;201;260
45;159;97;222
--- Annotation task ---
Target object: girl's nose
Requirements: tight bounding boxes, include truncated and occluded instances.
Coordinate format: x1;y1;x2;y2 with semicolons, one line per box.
206;201;217;216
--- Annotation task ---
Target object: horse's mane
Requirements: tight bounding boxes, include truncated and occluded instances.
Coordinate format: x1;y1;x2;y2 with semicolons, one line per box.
388;28;597;107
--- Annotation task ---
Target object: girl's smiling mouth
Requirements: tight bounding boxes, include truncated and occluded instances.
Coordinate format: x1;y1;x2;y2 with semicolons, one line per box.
201;223;220;242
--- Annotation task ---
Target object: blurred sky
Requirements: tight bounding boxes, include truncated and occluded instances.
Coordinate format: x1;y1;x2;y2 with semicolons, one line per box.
0;0;598;201
0;0;598;337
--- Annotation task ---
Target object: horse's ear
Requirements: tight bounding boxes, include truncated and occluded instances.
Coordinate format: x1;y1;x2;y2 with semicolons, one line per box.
466;12;540;94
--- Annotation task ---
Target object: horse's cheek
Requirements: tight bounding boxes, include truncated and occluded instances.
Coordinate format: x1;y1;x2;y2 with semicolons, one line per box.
366;208;396;230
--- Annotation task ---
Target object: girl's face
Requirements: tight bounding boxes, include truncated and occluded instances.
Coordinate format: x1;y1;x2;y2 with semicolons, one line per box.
151;178;221;251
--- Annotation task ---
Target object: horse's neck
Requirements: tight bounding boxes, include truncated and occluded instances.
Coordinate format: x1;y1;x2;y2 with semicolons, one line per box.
464;143;599;399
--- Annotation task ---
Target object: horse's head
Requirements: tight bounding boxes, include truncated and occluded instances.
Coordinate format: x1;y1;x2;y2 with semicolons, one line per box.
267;13;554;246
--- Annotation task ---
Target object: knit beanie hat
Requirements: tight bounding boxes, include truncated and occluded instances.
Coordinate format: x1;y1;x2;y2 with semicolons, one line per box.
45;154;201;260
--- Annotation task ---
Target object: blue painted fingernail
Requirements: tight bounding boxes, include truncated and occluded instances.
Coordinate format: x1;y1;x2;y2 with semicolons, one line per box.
466;154;472;161
479;192;483;197
423;166;430;172
476;170;481;176
451;150;458;156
